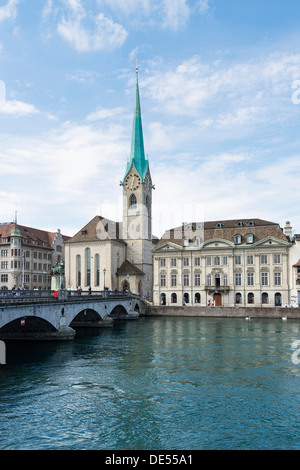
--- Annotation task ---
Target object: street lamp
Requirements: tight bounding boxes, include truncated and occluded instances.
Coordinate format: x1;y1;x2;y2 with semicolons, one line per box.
103;268;106;291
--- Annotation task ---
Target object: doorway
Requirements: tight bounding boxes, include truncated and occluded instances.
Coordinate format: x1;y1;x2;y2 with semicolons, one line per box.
214;293;222;307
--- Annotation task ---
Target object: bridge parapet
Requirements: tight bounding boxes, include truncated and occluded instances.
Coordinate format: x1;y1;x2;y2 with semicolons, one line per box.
0;291;140;340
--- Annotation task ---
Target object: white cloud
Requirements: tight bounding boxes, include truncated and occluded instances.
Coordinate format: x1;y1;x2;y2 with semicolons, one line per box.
86;106;125;121
161;0;190;30
55;1;128;51
0;99;39;116
0;0;20;23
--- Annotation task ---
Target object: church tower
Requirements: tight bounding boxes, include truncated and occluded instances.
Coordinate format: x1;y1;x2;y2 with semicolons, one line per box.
121;64;154;298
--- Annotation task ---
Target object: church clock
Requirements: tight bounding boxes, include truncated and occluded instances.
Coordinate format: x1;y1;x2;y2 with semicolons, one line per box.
125;173;141;190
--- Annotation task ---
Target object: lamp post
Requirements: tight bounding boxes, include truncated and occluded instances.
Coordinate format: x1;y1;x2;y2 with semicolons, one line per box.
103;268;106;291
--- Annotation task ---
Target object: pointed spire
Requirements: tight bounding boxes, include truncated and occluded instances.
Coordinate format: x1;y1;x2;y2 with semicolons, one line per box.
124;62;149;181
11;211;21;237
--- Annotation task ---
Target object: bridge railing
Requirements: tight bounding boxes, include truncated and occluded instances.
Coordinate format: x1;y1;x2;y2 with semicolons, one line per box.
0;289;139;303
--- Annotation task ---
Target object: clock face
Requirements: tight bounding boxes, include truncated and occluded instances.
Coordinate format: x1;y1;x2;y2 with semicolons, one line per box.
144;175;152;192
125;173;141;190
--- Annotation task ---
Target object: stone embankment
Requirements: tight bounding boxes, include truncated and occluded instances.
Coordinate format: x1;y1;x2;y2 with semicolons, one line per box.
142;304;300;319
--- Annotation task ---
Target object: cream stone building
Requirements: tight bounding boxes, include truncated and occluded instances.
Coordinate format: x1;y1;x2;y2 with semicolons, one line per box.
64;67;156;299
288;221;300;307
152;219;293;307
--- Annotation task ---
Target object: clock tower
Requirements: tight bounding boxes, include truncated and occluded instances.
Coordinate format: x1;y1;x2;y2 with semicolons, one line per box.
121;65;154;298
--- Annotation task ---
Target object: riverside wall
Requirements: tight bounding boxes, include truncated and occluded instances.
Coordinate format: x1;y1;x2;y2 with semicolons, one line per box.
143;305;300;319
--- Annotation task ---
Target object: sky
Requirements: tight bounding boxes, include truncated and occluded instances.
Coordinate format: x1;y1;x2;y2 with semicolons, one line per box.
0;0;300;239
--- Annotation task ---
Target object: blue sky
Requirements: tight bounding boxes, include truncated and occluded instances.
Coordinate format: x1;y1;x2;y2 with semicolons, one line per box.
1;0;300;238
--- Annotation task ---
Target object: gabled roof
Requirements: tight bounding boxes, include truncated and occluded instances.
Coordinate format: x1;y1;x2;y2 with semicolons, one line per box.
117;259;145;276
67;215;125;244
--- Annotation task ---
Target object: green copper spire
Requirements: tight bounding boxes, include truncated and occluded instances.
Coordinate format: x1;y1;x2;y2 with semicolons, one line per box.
124;64;149;181
11;211;21;237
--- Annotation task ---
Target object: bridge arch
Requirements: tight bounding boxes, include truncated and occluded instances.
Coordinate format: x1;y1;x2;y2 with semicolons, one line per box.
70;308;102;328
0;316;57;339
110;304;128;319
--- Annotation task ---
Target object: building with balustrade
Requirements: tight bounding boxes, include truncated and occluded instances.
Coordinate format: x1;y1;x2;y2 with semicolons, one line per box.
152;219;297;308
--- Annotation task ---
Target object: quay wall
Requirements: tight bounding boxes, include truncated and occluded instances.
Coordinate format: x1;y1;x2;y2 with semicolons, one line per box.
144;305;300;319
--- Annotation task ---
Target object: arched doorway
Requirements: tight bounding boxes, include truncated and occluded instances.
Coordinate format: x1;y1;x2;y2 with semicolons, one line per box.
214;293;222;307
122;280;130;292
171;293;177;304
195;293;201;304
160;293;166;305
275;292;282;306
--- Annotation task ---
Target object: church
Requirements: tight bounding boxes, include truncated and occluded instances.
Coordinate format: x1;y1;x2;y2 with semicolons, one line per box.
64;66;156;299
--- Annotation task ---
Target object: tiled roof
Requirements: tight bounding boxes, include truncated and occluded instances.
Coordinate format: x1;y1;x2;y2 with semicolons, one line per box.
117;260;145;276
0;223;70;248
293;259;300;267
67;215;125;244
155;218;289;248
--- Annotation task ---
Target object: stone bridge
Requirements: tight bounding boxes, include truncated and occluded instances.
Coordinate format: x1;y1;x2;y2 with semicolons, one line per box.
0;291;141;340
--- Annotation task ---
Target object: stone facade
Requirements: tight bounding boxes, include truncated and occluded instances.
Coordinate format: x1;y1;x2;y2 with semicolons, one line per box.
152;219;293;308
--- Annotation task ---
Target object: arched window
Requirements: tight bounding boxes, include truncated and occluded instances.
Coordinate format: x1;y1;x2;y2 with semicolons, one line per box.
129;194;137;209
234;234;242;244
235;293;242;304
76;255;81;287
262;292;269;304
86;248;91;287
95;254;100;286
160;293;166;305
275;292;282;306
171;293;177;304
248;292;254;304
246;233;254;244
195;293;201;304
183;293;189;304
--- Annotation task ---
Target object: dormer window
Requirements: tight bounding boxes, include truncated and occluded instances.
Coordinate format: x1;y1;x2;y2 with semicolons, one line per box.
216;223;223;228
234;234;242;244
183;237;189;247
246;233;254;244
248;220;255;226
236;221;243;227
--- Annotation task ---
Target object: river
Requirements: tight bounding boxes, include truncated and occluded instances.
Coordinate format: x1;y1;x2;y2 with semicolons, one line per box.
0;316;300;450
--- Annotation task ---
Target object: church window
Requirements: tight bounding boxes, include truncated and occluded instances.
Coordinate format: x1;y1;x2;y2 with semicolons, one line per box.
76;255;81;287
129;194;137;209
95;254;100;286
86;248;91;287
